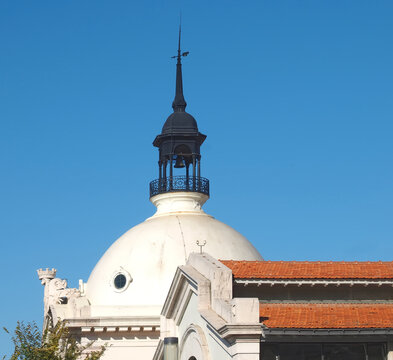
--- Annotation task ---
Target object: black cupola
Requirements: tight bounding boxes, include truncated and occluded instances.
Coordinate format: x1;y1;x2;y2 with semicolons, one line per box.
150;27;209;198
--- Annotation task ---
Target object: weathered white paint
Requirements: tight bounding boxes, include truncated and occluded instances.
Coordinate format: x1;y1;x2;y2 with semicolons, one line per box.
38;192;262;360
79;332;159;360
178;297;212;360
158;253;262;360
86;192;262;309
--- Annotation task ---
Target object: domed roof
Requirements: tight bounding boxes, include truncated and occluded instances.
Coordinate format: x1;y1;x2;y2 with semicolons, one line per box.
85;192;262;308
161;111;198;134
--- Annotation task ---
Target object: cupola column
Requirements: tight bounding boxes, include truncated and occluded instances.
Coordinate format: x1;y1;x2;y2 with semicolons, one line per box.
163;160;167;185
158;161;162;182
169;155;173;190
185;164;190;190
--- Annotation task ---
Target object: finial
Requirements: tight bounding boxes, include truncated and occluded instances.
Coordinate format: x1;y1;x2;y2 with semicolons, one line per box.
171;22;189;112
196;240;207;254
37;268;57;285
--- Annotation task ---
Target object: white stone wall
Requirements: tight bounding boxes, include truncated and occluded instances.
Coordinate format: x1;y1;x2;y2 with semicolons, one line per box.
159;253;262;360
80;331;159;360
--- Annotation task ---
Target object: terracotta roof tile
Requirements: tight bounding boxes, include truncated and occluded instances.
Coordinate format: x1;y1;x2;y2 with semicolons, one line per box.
220;260;393;279
259;303;393;329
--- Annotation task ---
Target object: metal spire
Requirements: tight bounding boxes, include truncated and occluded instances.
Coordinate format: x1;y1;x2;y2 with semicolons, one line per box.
171;23;189;112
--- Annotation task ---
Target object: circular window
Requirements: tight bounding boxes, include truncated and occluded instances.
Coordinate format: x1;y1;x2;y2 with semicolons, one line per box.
111;268;132;292
114;274;127;289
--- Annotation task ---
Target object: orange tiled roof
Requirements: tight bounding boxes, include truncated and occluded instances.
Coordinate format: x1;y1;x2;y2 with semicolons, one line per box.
221;260;393;279
259;303;393;329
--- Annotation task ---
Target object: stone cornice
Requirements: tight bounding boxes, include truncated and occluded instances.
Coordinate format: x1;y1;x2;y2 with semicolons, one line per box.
65;315;160;333
161;265;208;318
264;328;393;336
217;323;263;340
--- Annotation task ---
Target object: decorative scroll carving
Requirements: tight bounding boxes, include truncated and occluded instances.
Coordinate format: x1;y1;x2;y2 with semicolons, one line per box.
37;268;81;316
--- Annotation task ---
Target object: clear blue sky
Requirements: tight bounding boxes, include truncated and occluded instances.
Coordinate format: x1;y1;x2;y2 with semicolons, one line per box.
1;0;392;354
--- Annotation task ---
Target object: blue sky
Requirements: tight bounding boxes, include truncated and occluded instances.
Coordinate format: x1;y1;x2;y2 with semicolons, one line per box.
1;0;392;354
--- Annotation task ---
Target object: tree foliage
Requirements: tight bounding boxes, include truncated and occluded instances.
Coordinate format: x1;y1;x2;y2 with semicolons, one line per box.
3;321;105;360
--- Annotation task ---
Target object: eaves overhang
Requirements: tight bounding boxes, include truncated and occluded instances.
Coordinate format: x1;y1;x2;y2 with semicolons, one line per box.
153;132;206;148
217;323;263;339
64;316;160;333
262;328;393;337
235;279;393;287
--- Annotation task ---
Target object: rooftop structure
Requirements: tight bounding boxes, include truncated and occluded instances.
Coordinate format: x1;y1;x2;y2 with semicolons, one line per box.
37;29;262;360
221;260;393;279
157;254;393;360
151;25;208;198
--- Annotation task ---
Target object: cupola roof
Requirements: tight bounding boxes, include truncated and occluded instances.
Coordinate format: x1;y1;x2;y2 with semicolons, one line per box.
161;111;198;134
154;24;205;143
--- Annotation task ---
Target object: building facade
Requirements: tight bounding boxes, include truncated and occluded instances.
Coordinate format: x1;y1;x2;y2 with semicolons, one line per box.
157;253;393;360
37;33;262;359
37;34;393;359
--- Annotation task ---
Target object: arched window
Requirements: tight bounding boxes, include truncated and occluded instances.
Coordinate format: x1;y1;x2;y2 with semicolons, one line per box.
180;325;209;360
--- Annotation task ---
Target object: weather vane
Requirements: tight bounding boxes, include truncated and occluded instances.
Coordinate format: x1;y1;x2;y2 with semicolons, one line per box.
171;22;189;62
196;240;207;254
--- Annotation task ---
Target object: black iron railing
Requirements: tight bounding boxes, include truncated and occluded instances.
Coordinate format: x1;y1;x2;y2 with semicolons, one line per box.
149;176;210;198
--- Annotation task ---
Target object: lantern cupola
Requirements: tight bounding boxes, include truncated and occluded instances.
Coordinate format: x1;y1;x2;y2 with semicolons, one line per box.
150;27;208;198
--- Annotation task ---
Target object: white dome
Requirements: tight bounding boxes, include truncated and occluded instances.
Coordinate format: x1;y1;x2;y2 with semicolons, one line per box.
85;192;262;307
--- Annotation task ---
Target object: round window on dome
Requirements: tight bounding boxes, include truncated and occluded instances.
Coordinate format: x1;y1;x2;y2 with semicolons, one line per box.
114;274;127;289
